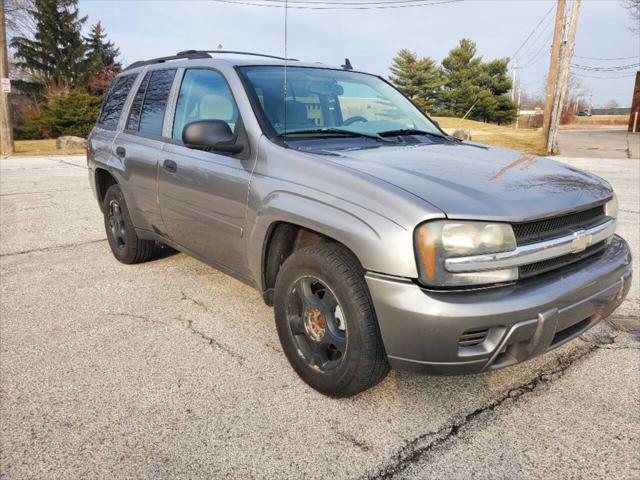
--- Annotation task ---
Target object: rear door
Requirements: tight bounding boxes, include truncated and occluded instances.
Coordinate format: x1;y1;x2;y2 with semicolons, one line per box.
158;68;255;277
90;73;138;173
113;68;177;234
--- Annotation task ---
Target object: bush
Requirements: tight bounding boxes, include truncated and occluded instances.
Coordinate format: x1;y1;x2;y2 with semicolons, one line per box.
560;111;576;125
14;91;103;140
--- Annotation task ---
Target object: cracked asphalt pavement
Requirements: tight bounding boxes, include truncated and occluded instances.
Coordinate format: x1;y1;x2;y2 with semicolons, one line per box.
1;154;638;479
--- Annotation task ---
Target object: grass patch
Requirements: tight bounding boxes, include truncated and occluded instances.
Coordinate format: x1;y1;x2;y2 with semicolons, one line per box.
560;114;629;129
13;139;85;156
433;116;547;156
13;117;552;157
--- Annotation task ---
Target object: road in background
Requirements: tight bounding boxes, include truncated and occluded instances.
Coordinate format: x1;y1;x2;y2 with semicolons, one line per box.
558;128;640;159
0;154;638;479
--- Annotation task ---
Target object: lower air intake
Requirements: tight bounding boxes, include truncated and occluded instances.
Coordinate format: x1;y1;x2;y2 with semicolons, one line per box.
458;328;489;348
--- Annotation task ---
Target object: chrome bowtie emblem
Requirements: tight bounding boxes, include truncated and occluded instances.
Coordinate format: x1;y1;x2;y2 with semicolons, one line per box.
571;230;592;253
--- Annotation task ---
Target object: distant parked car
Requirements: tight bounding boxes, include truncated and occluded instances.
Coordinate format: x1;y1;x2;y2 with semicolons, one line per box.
577;111;592;117
87;51;631;397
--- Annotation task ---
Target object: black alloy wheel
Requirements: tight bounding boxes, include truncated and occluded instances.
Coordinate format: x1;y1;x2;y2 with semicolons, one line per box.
286;276;348;373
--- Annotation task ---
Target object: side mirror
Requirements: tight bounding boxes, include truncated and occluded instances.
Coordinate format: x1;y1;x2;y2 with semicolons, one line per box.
182;120;242;153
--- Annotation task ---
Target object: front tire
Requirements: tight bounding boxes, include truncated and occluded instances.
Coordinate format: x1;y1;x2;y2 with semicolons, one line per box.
103;184;155;264
274;243;389;397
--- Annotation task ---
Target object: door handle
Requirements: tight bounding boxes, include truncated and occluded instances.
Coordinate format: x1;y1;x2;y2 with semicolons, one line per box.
163;159;178;173
115;146;126;158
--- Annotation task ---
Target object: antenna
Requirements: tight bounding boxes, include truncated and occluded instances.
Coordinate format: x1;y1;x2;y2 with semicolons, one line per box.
342;58;353;71
283;0;289;140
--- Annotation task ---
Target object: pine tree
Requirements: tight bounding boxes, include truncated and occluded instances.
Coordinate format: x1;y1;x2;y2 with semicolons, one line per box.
440;39;516;124
84;21;120;72
478;58;517;124
10;0;88;90
440;39;484;118
389;49;443;114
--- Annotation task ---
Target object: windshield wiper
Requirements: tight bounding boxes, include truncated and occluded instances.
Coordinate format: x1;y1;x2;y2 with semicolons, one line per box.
276;128;394;143
378;128;454;141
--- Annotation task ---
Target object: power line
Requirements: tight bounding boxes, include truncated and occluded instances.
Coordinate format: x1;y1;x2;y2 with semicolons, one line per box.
571;62;640;71
256;0;443;4
570;71;637;80
517;32;553;69
511;4;555;62
210;0;464;9
573;54;639;61
513;11;554;63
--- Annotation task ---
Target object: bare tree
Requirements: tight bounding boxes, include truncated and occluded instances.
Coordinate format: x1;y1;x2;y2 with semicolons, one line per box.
4;0;34;38
519;89;545;110
621;0;640;32
4;0;33;80
564;74;590;114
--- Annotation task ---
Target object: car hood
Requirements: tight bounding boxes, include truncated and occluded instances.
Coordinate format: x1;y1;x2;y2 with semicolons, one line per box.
328;142;612;222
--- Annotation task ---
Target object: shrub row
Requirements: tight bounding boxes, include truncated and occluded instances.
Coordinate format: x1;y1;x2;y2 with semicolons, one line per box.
14;91;102;140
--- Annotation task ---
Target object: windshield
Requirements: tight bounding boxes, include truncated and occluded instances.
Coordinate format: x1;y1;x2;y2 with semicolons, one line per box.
239;66;441;139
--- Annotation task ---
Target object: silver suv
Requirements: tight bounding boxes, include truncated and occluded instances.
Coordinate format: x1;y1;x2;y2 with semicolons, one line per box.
88;51;632;397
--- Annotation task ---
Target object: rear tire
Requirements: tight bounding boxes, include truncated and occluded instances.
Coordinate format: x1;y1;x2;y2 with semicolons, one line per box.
103;184;155;264
274;243;389;397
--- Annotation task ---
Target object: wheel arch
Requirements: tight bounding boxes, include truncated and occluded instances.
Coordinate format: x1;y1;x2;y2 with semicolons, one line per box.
95;168;119;210
259;221;349;305
248;192;417;305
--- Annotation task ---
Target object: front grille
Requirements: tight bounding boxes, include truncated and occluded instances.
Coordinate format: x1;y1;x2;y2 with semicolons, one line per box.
458;328;489;348
519;241;607;279
513;205;606;246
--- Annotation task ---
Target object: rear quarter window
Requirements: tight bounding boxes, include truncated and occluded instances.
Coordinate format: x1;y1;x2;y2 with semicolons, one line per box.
137;69;177;136
98;74;137;130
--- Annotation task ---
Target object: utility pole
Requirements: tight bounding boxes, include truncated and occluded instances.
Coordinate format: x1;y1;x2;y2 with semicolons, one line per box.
628;71;640;133
0;0;14;157
511;63;517;102
542;0;567;149
515;87;522;129
547;0;581;154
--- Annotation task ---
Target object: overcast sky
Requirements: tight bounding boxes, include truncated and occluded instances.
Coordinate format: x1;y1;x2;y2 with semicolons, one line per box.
78;0;639;106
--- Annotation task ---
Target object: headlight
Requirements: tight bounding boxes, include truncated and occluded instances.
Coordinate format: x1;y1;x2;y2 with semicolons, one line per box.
605;193;618;219
415;220;517;287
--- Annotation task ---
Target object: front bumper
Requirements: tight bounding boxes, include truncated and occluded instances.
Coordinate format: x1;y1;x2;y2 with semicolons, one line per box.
366;235;632;375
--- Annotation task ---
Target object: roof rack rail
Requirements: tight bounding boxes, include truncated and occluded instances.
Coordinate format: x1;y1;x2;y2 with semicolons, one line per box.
124;51;212;71
177;50;298;62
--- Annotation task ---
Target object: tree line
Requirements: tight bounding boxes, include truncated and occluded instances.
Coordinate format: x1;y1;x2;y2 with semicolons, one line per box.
389;39;517;124
8;0;120;139
7;1;518;140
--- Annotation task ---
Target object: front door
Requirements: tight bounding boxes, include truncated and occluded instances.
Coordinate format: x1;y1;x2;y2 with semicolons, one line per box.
158;68;255;277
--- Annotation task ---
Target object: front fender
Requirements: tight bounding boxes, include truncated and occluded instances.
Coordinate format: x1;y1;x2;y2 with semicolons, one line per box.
246;190;420;289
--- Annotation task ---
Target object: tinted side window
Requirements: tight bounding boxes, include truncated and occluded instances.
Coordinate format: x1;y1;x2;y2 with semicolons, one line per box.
138;69;176;136
98;74;137;129
126;73;150;131
172;69;239;140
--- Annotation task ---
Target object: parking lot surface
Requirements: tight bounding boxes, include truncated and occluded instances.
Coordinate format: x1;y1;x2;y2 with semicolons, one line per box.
1;154;638;479
558;128;640;159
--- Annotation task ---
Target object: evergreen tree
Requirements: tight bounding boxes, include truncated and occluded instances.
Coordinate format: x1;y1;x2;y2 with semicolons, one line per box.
440;39;516;124
389;49;444;114
440;38;484;118
84;21;120;72
478;58;517;124
10;0;87;90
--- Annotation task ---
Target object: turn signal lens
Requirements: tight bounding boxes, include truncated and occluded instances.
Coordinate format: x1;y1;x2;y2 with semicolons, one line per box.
605;193;618;219
417;226;437;281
